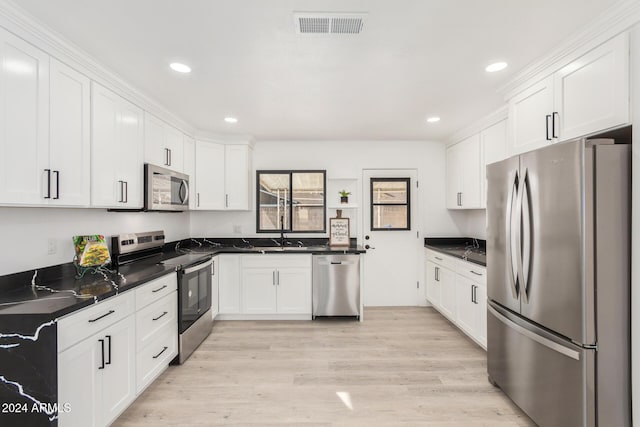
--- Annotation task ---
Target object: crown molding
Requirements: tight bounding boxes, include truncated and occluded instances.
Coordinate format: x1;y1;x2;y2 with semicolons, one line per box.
0;0;199;136
499;0;640;99
447;105;508;146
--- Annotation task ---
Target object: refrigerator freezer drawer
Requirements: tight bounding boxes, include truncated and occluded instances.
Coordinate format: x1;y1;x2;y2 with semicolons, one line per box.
487;304;594;427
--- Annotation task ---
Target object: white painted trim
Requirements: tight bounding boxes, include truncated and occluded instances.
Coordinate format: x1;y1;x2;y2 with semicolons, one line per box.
499;0;640;100
0;0;196;137
448;105;508;146
215;313;312;321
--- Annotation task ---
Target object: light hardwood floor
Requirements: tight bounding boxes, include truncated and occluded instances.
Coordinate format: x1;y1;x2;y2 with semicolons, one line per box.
114;307;534;426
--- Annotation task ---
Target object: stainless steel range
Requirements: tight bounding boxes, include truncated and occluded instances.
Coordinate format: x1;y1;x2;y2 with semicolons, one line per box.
112;231;213;364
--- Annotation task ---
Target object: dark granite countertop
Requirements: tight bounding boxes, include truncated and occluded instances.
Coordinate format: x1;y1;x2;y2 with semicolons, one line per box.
0;237;365;319
424;237;487;267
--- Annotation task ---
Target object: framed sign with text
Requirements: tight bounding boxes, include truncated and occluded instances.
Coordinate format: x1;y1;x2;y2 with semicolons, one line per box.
329;217;350;247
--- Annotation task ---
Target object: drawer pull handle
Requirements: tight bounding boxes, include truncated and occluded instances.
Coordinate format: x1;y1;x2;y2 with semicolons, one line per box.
435;256;443;261
153;311;168;321
470;271;483;276
88;310;115;323
153;346;169;359
152;285;168;293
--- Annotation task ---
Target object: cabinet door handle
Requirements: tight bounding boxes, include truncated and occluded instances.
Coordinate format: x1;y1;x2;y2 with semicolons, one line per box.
98;339;105;370
118;180;124;202
277;270;280;285
545;115;552;141
124;181;128;203
164;148;169;166
197;193;200;207
470;271;483;276
153;346;169;359
53;171;60;199
168;149;172;166
105;335;112;365
153;311;168;321
435;266;439;281
44;169;51;199
552;112;559;139
88;309;115;323
272;271;276;285
225;194;229;208
152;284;168;293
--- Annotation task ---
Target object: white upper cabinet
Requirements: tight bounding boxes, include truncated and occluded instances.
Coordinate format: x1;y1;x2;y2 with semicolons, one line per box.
446;134;482;209
91;82;144;208
0;28;50;205
554;33;629;141
194;141;252;211
182;136;197;210
49;58;91;207
144;112;184;172
480;119;507;208
508;32;629;156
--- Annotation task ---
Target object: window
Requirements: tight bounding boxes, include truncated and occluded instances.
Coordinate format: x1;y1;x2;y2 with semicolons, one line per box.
370;178;410;230
256;170;326;233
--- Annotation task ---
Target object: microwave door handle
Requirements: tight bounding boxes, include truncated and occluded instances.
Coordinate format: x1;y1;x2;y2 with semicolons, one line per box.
508;169;520;299
180;180;189;204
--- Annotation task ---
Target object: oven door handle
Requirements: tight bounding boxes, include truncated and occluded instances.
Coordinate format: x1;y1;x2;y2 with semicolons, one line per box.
183;258;213;275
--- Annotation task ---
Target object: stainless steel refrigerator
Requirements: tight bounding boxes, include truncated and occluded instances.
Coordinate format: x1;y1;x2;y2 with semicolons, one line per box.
486;138;630;427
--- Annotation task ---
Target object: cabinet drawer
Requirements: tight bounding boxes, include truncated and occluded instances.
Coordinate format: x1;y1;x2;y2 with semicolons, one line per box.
136;291;177;350
457;261;487;285
136;326;178;394
58;291;134;352
241;254;311;269
135;273;177;310
425;250;457;270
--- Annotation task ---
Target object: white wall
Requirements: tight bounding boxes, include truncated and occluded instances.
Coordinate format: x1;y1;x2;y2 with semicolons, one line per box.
463;210;487;239
0;208;190;275
190;140;466;239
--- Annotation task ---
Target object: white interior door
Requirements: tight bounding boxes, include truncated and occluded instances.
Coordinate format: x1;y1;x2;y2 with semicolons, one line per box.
362;169;420;306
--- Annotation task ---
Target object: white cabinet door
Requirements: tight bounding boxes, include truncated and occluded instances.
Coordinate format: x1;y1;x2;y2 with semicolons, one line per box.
49;58;90;207
194;140;225;210
242;268;277;313
455;275;476;337
475;284;487;348
165;125;184;173
425;260;440;307
554;33;629;142
438;266;456;321
224;145;251;210
183;136;196;210
218;255;241;313
276;267;311;314
445;144;462;209
508;75;555;156
117;99;144;208
460;134;482;208
480;119;507;208
58;333;102;427
0;29;49;205
101;316;136;427
144;112;166;168
91;83;143;208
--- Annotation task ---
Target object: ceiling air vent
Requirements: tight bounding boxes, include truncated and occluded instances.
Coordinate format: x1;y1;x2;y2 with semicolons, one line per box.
294;12;366;35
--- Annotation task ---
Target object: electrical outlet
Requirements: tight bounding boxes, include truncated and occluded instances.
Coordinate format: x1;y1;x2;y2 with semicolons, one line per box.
233;225;242;234
47;238;57;255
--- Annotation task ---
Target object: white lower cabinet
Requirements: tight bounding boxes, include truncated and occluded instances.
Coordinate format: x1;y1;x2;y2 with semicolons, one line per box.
218;254;242;314
425;249;487;349
211;255;220;320
58;273;178;426
58;314;136;427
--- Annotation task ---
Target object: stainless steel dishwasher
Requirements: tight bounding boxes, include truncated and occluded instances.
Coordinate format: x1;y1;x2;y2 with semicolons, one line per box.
312;254;360;319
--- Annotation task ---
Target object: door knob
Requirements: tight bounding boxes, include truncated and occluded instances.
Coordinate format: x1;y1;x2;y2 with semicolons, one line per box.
365;244;375;250
365;235;370;240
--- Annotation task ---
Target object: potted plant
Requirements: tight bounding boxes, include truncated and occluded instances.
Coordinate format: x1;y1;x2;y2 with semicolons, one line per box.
339;190;351;204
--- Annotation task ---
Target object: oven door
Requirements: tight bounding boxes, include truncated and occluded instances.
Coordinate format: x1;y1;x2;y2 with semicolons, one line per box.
179;259;213;334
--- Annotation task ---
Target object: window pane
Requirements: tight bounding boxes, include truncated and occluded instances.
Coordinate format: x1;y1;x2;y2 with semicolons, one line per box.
258;173;289;231
372;181;407;204
372;205;408;229
292;172;324;231
293;206;324;231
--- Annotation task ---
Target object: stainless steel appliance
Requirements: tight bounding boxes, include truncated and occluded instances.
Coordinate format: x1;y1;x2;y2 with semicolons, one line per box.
312;254;360;318
111;231;213;364
486;138;630;427
144;163;189;211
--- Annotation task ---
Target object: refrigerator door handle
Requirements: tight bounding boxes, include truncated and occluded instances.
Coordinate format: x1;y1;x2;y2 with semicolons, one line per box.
515;169;526;302
488;305;580;360
507;170;520;299
521;169;532;304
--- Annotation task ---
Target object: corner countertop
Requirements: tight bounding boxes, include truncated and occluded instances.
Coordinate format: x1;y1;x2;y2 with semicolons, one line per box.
0;238;365;318
424;237;486;267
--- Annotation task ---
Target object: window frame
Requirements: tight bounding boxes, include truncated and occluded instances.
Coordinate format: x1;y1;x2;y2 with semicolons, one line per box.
256;170;327;234
369;177;411;231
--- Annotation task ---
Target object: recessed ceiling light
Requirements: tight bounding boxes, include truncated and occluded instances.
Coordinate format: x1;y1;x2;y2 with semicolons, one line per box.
224;117;238;123
485;62;508;73
169;62;191;73
427;117;440;123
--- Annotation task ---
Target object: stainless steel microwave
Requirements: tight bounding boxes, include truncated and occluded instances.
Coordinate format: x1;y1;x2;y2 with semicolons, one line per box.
144;164;189;211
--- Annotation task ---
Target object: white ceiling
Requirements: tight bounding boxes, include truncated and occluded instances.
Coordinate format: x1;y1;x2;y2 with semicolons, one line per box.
14;0;620;141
